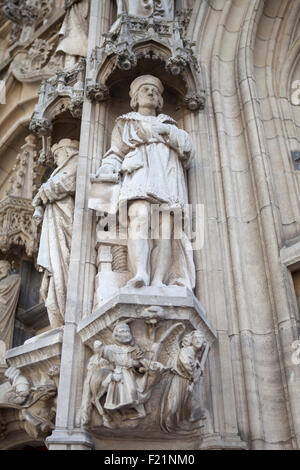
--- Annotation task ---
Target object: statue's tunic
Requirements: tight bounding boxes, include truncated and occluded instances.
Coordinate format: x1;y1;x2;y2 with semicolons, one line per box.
103;112;193;208
102;112;196;289
37;155;77;325
0;274;21;349
56;0;89;57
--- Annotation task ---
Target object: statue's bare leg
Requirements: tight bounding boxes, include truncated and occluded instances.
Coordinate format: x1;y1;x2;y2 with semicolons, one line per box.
126;201;151;288
151;240;172;287
151;210;173;287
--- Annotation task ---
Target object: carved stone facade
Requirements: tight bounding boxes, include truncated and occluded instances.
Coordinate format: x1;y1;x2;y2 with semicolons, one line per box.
2;0;56;45
1;0;300;453
0;136;41;257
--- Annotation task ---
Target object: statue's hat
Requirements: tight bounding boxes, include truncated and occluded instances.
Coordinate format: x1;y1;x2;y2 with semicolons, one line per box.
52;139;79;153
129;75;164;97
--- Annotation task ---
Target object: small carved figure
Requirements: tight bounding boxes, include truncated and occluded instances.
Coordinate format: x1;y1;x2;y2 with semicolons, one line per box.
80;321;165;428
109;0;174;35
32;139;79;328
117;0;174;19
94;75;196;290
1;366;57;440
0;260;21;350
5;367;30;405
160;330;208;433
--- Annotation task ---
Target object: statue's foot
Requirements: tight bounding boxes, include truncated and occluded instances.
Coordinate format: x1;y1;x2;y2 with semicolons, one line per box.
121;407;148;421
151;280;167;288
126;276;149;288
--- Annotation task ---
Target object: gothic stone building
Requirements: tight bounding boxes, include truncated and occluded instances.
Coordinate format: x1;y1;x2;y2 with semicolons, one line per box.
0;0;300;451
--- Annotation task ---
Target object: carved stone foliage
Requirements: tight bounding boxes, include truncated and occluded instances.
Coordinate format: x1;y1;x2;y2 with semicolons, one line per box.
12;39;64;83
86;83;109;102
0;197;38;257
6;135;40;200
2;0;55;45
0;366;58;441
2;0;53;25
86;7;205;111
103;10;197;74
78;300;215;438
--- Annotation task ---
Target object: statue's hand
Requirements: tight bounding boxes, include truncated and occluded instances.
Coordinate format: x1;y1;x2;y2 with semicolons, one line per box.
32;192;42;208
149;361;165;372
35;186;48;205
32;206;44;225
151;122;170;136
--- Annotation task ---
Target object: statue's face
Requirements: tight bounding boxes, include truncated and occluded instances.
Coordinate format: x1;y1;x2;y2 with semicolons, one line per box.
53;147;68;166
192;332;205;349
113;324;132;344
0;262;10;280
136;84;161;111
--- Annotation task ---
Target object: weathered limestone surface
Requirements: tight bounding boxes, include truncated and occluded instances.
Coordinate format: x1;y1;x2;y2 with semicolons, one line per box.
0;0;300;451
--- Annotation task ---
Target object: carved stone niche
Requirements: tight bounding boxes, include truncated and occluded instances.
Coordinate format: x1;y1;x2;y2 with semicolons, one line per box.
0;328;62;444
29;59;85;165
0;197;38;258
86;7;205;112
0;135;41;257
77;289;216;448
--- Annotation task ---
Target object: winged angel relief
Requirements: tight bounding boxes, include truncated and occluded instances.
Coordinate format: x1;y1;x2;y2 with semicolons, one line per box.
80;308;209;434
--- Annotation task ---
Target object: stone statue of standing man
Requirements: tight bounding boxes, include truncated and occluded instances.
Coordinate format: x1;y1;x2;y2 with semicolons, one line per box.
0;261;21;350
33;139;79;329
95;75;196;290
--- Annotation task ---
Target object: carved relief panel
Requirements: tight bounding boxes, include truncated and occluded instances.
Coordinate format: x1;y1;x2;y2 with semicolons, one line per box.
78;303;215;440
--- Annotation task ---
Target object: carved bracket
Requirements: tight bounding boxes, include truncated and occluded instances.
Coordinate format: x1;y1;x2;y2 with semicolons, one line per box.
86;82;110;102
77;289;216;438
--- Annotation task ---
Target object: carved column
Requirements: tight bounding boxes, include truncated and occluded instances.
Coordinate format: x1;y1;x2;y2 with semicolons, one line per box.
45;0;107;450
